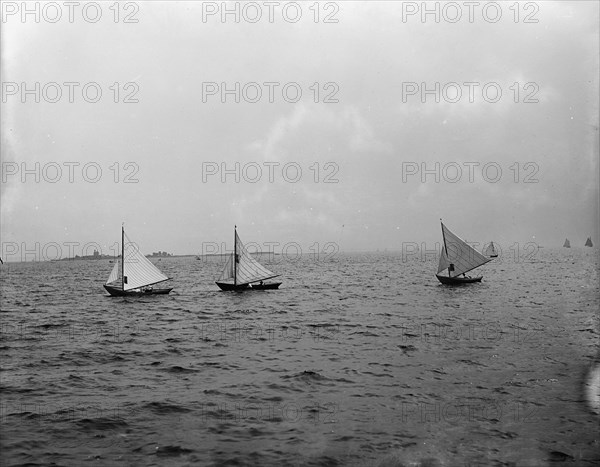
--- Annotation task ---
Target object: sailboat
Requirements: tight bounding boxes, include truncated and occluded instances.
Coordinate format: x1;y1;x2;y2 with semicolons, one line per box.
585;237;593;247
436;220;492;285
484;241;498;258
563;238;571;248
104;226;173;296
215;226;281;291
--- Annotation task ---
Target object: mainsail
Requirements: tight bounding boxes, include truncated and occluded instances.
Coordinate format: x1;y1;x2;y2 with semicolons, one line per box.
438;222;491;277
219;229;279;285
105;228;169;290
585;237;593;247
484;242;498;257
122;232;169;290
563;238;571;248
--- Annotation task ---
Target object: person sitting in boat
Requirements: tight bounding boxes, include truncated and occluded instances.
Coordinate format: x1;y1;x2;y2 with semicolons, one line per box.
259;281;264;286
448;263;455;276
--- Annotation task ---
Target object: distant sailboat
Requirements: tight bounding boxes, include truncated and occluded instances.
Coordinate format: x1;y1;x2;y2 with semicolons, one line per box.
563;238;571;248
585;237;593;247
484;242;498;258
104;226;173;296
436;220;492;285
215;226;281;291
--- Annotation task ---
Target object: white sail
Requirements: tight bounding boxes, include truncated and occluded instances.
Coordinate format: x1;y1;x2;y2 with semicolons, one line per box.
122;232;169;291
439;222;491;277
437;246;451;274
218;252;234;281
234;231;278;284
106;261;119;284
218;229;279;285
484;242;497;257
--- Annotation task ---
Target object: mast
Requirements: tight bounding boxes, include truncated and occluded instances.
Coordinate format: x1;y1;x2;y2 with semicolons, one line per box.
234;225;237;286
440;218;448;255
121;224;125;290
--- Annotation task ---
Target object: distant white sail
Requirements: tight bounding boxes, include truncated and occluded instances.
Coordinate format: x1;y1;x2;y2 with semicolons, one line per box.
563;238;571;248
106;261;119;284
585;237;593;247
438;222;491;277
122;232;169;291
484;242;498;257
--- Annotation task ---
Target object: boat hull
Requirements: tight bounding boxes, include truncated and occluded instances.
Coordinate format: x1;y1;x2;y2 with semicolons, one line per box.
215;281;250;291
104;285;173;296
251;282;282;290
435;274;483;285
215;281;281;291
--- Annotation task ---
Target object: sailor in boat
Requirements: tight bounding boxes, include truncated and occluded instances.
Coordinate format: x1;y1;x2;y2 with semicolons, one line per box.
448;263;455;277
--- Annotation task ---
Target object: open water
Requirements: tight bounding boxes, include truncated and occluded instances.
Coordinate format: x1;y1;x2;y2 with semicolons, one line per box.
1;248;598;466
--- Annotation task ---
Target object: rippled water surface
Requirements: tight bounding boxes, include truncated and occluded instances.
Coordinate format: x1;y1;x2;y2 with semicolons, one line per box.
1;249;599;466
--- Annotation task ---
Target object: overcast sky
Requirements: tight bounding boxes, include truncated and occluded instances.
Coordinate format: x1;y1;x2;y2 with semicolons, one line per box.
1;1;598;259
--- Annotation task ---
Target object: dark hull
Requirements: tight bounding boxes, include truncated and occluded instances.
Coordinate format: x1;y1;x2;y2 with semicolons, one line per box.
104;285;173;296
215;281;281;291
215;282;250;291
250;282;282;290
489;255;498;258
435;274;483;285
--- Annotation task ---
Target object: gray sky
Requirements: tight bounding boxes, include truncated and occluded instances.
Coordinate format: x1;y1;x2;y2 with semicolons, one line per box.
1;1;598;259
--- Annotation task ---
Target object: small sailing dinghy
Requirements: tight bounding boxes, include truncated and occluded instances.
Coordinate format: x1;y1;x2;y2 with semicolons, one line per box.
563;238;571;248
484;241;499;258
215;226;281;291
436;220;492;285
104;226;173;296
585;237;593;247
